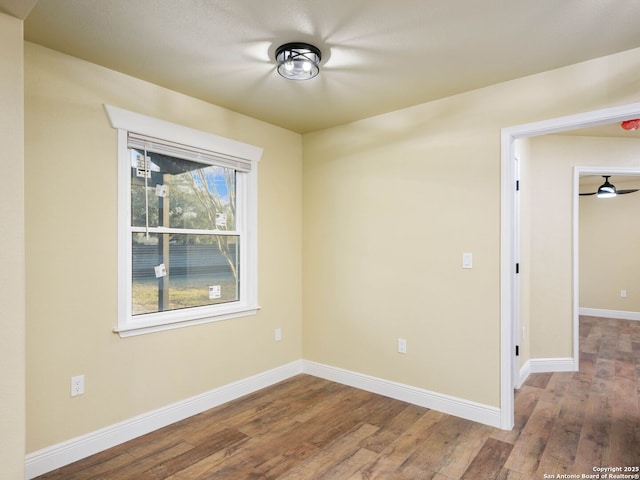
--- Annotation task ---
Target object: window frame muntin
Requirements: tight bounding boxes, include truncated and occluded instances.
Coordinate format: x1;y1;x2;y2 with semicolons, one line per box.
105;105;261;337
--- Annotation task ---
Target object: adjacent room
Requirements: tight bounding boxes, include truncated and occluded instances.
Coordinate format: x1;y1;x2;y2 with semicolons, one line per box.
1;1;639;478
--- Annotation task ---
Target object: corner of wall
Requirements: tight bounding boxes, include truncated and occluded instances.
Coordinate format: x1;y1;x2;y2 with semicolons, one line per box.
0;12;26;480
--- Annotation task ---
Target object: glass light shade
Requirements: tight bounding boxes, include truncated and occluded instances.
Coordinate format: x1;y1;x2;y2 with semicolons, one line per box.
597;178;617;198
597;188;616;198
275;43;321;80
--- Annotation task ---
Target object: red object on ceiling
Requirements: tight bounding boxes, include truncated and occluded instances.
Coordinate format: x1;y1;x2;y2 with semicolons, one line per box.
621;119;640;130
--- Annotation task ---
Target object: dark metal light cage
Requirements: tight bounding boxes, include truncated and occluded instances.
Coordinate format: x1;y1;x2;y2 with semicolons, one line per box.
275;42;321;80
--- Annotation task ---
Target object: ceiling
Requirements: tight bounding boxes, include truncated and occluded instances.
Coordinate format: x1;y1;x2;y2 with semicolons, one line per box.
11;0;640;133
580;175;640;191
0;0;37;19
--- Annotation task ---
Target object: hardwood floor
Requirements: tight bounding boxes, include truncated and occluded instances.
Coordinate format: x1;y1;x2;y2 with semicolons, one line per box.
36;316;640;479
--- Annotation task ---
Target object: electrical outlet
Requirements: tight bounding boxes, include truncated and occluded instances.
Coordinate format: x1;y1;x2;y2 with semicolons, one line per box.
398;338;407;354
71;375;85;397
621;290;628;298
275;328;282;342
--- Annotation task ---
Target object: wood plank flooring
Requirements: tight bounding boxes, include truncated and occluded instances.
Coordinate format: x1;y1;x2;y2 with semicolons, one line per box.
36;316;640;479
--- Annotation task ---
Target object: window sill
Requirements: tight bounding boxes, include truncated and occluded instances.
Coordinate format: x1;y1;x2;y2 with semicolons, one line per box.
114;304;260;338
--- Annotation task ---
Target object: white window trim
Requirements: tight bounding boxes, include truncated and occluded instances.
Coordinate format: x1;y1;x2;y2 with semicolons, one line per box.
104;104;262;337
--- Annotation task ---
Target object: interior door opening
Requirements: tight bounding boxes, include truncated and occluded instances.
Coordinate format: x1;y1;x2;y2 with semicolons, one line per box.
500;101;640;430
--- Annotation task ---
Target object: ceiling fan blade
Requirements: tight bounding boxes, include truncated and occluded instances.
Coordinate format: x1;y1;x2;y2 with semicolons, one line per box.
579;189;638;196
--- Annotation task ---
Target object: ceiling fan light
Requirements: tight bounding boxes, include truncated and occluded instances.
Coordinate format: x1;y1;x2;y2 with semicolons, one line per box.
597;190;616;198
275;42;321;80
596;176;617;198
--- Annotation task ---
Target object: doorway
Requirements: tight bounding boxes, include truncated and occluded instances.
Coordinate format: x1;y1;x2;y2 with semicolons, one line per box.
577;169;640;323
499;101;640;430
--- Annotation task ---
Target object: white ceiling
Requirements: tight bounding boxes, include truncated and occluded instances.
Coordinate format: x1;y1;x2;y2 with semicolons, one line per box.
12;0;640;133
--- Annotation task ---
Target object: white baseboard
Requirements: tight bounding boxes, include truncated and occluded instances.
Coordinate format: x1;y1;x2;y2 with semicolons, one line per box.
517;361;531;389
302;360;502;429
25;360;304;479
579;307;640;322
518;357;576;388
26;359;507;478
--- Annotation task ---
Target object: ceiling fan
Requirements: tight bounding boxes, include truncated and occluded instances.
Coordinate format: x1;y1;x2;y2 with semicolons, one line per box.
579;175;639;198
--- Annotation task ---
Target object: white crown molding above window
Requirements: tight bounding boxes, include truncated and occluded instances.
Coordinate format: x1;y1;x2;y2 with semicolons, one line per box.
104;104;263;163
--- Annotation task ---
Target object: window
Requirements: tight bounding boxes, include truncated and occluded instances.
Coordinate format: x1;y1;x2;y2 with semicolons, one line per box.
106;105;262;336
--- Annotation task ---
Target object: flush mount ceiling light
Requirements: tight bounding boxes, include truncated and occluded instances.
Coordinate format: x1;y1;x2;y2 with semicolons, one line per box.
275;42;321;80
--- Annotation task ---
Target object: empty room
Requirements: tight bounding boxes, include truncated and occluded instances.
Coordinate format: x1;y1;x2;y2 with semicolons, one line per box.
1;1;639;479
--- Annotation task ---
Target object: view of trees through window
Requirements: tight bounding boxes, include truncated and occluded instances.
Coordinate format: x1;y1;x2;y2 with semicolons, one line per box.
130;149;239;315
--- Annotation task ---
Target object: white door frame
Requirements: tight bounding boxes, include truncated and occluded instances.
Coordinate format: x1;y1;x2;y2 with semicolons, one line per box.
512;153;521;389
500;101;640;430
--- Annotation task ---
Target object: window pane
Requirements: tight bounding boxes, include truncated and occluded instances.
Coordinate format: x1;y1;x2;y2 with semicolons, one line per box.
130;149;236;230
132;233;239;315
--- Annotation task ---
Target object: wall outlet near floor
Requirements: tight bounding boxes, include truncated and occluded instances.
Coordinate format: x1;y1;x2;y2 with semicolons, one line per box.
621;289;628;298
398;338;407;354
275;328;282;342
71;375;85;397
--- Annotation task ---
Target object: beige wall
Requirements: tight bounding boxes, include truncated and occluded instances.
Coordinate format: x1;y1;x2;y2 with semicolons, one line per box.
513;135;640;369
0;12;26;480
21;34;640;460
527;135;640;358
526;135;640;316
526;136;575;359
580;180;640;312
302;47;640;408
25;42;303;452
